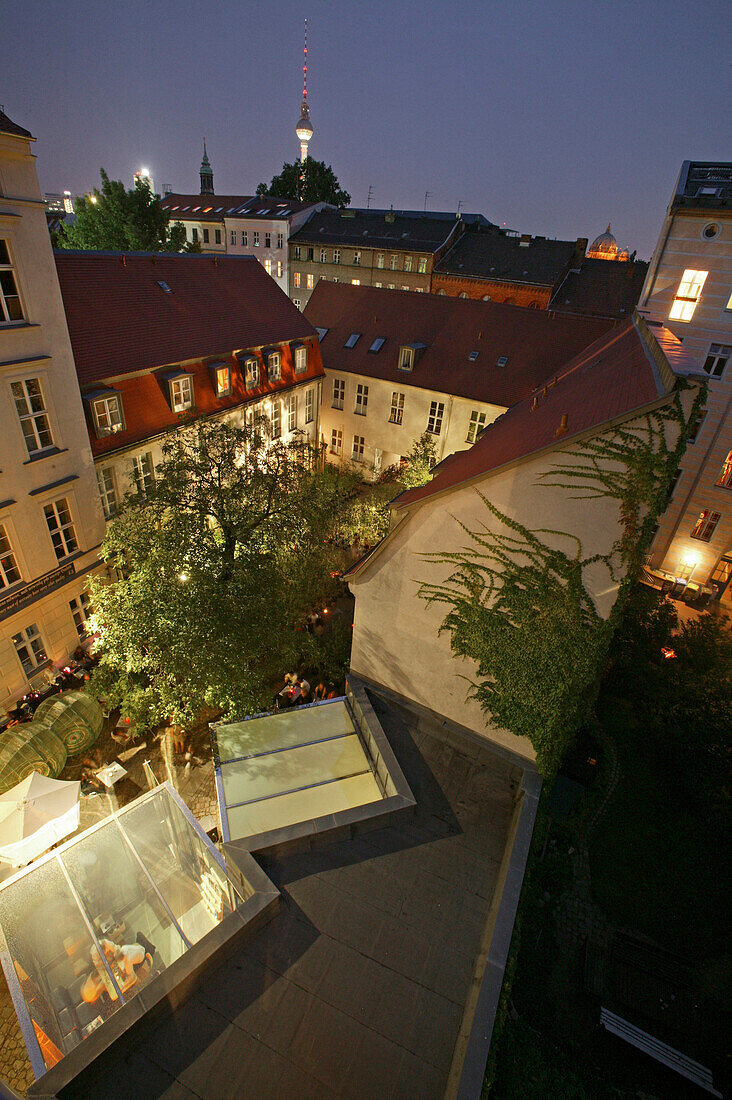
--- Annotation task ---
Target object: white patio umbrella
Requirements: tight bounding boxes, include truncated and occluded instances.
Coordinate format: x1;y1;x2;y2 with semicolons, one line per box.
0;772;80;867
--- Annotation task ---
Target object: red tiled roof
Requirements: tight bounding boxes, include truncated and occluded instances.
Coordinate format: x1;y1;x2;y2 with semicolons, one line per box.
305;282;614;407
393;319;678;510
54;252;316;387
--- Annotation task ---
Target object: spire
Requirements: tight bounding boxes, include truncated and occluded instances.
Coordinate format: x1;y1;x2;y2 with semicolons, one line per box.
200;139;214;195
295;19;313;165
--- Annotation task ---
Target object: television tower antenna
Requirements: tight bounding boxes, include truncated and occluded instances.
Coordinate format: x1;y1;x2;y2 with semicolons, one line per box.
367;184;374;209
423;190;432;212
295;19;314;165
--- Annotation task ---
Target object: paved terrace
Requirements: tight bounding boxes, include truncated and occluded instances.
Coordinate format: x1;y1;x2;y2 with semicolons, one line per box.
64;691;524;1100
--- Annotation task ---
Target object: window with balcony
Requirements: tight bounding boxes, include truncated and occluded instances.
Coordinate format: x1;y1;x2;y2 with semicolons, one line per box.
0;239;23;322
703;343;730;378
267;351;281;381
170;375;194;412
352;435;365;461
91;393;124;437
96;467;118;519
355;384;369;415
716;451;732;489
305;388;314;424
330;428;342;455
13;624;47;677
669;269;708;322
389;392;404;425
132;452;156;496
690;509;721;542
0;524;21;589
427;401;444;435
44;498;78;560
332;378;345;409
467;410;487;443
11;378;54;456
69;593;92;641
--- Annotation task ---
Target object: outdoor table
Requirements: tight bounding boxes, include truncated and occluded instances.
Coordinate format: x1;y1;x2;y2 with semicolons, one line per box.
95;763;127;788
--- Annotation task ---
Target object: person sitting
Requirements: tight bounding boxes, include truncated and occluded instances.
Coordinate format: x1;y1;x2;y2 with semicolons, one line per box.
313;681;327;701
298;678;311;704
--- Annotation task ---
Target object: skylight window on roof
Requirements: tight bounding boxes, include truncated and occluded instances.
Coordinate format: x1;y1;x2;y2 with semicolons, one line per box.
157;280;172;293
279;210;291;217
315;327;329;342
170;206;179;211
226;208;237;214
369;338;386;353
344;333;361;349
497;356;508;367
215;207;224;213
192;207;201;212
203;207;213;213
468;351;479;362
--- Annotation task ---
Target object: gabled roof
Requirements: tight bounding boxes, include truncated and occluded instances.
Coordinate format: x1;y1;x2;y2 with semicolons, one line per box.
161;194;319;221
305;282;614;407
54;252;315;387
550;257;648;320
435;225;583;288
0;109;33;140
390;318;684;512
289;209;465;251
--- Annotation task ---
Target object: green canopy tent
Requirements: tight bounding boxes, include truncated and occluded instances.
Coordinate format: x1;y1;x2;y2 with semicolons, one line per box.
32;692;103;756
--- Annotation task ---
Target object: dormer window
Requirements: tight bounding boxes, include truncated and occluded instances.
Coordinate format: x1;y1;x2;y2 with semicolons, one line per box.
92;392;124;436
398;346;414;371
163;371;194;413
210;363;232;398
267;351;281;381
293;344;308;374
243;356;259;389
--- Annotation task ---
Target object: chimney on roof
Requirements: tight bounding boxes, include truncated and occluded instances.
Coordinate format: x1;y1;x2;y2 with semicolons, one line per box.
555;413;569;437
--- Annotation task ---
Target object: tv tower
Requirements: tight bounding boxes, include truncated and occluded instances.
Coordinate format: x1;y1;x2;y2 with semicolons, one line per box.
295;19;313;164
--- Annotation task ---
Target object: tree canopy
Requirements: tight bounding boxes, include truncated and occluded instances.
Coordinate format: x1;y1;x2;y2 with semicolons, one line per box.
88;418;360;729
57;169;190;252
256;157;350;208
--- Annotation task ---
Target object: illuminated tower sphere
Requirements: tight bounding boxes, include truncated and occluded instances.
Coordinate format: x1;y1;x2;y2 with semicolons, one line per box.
587;223;620;261
295;20;313;164
200;141;214;195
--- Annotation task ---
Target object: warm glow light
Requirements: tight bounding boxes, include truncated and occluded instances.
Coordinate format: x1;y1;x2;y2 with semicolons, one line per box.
140;167;150;177
89;194;98;204
681;551;700;568
178;571;189;582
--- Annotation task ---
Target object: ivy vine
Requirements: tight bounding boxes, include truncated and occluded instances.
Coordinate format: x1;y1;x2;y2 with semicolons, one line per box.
419;384;705;777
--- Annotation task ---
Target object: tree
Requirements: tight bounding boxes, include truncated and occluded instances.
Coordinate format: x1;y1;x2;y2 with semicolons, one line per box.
256;157;350;207
57;169;189;252
88;418;359;730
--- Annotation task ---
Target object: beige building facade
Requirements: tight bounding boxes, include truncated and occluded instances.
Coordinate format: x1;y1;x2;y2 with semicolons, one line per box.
0;112;106;709
639;161;732;606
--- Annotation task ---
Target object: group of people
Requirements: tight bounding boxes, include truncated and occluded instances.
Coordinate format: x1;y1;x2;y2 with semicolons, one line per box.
276;673;338;709
80;931;156;1004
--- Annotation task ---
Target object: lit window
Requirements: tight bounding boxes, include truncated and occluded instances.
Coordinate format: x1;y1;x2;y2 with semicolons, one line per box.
320;248;327;263
344;332;361;348
92;393;124;436
287;393;297;433
294;345;308;374
355;383;369;415
352;279;361;286
377;253;384;269
0;239;23;322
388;283;395;289
293;298;301;308
265;233;271;248
267;351;281;381
244;357;259;388
11;378;54;455
716;451;732;489
69;592;92;641
398;346;414;371
277;260;283;278
669;269;708;321
213;364;232;397
230;230;237;245
467;410;487;443
401;285;409;291
389;255;398;270
264;258;273;275
459;292;469;299
170;375;193;412
96;467;118;519
305;388;314;424
293;271;301;288
277;233;284;249
306;273;315;289
427;401;444;435
332;378;345;409
389;392;404;425
44;498;78;560
12;623;47;676
253;232;260;247
215;229;222;244
725;290;732;311
0;524;21;588
353;250;361;266
132;452;156;496
703;343;731;378
374;281;383;288
330;428;343;455
418;257;427;274
352;434;365;461
404;256;412;272
690;509;721;542
203;228;209;244
333;249;341;265
271;400;281;439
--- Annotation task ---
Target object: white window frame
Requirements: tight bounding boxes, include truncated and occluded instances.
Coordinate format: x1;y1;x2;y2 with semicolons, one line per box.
333;249;341;265
353;250;361;266
703;343;731;378
332;378;345;409
92;393;124;436
264;258;273;276
213;364;232;397
132;451;156;496
287;393;297;433
294;345;308;374
352;435;365;461
12;623;47;677
244;357;259;388
398;347;414;371
376;253;385;269
242;231;248;247
389;255;398;270
467;410;487;443
355;383;369;416
293;271;301;288
69;592;92;641
265;232;271;249
330;428;343;455
96;467;118;519
277;260;283;278
277;232;284;249
271;399;282;439
427;401;445;435
404;256;412;272
389;392;404;425
230;230;237;245
11;377;54;455
305;388;314;424
253;231;260;247
690;509;721;542
44;497;78;560
669;269;708;322
0;239;24;323
170;375;193;412
267;351;281;381
0;523;21;589
306;273;315;289
320;248;327;263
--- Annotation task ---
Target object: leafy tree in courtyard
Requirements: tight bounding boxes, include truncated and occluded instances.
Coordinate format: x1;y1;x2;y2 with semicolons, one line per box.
57;169;189;252
89;418;360;730
256;157;350;208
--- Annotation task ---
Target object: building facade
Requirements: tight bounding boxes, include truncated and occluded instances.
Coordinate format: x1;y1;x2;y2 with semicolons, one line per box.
53;253;325;519
0;111;106;708
306;282;614;476
638;161;732;606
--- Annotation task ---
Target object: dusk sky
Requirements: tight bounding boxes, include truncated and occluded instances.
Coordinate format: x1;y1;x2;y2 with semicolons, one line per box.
3;0;731;257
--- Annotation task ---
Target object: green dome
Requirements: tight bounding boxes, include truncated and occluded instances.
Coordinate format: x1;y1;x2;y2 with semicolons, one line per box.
32;691;104;755
0;724;68;794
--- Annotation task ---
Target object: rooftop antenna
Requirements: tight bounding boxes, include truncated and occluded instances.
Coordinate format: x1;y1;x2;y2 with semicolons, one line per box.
456;199;464;219
296;19;314;168
423;190;432;212
366;184;374;209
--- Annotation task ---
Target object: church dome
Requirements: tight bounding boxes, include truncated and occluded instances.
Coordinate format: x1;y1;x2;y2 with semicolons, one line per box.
588;223;619;260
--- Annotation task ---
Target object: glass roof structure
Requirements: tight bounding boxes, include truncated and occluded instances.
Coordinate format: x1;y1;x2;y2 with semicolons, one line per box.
0;784;262;1084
